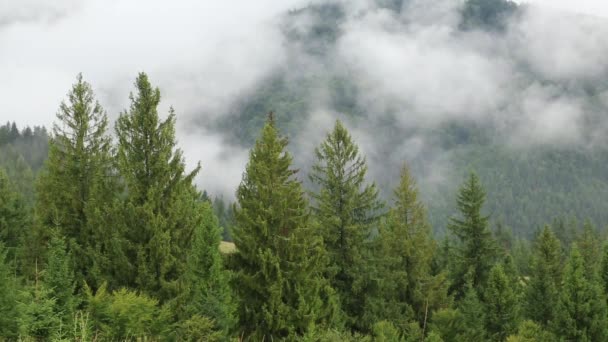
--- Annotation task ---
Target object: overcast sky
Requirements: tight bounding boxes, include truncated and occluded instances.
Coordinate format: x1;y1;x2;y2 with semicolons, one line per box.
2;0;608;197
518;0;608;18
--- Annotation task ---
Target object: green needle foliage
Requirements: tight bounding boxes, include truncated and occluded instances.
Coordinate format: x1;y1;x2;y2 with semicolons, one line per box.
552;246;608;341
448;172;498;298
231;115;338;340
36;74;118;289
115;72;201;301
525;226;561;327
309;120;383;331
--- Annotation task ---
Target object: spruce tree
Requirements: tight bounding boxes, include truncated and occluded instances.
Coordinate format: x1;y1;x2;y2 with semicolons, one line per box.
483;264;520;341
115;72;202;301
370;164;447;331
0;243;20;338
525;226;561;327
0;169;28;267
44;232;77;330
552;246;608;341
448;172;497;298
309;120;383;330
36;74;118;288
175;201;234;338
457;282;487;342
231;116;337;340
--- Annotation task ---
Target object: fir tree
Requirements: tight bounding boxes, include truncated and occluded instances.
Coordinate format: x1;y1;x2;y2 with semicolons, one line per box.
457;281;486;342
552;246;608;341
370;164;447;331
230;116;338;340
525;226;561;327
115;72;201;301
0;169;29;267
44;232;77;330
36;74;118;288
175;201;234;338
448;172;498;298
483;264;520;341
0;243;20;338
309;120;383;330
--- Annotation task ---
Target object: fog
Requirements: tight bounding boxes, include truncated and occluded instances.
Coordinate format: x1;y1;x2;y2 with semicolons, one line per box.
2;0;608;199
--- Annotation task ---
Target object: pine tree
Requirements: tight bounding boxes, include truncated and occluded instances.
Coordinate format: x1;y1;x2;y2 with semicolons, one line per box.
175;201;234;338
0;243;20;338
370;164;448;331
44;232;77;330
115;72;201;301
0;169;29;267
600;244;608;296
575;221;601;279
448;172;498;298
525;226;561;327
552;246;608;341
457;281;486;342
483;264;520;341
230;116;338;340
36;74;118;288
309;120;383;330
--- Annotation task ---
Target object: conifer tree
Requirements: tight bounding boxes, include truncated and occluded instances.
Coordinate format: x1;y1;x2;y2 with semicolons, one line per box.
600;244;608;295
36;74;118;288
483;264;520;341
575;221;601;279
0;169;28;266
370;164;447;331
552;246;608;341
0;243;20;338
44;232;77;330
457;282;486;342
175;201;234;338
115;72;202;301
231;116;337;340
525;226;561;327
448;172;497;298
309;120;383;330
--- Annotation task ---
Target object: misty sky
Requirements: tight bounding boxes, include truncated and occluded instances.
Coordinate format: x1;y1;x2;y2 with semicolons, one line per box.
2;0;608;197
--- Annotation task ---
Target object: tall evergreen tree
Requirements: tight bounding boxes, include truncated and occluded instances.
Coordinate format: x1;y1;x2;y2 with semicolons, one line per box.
175;201;234;338
36;74;118;288
552;246;608;341
43;232;77;330
370;164;448;331
231;116;337;340
115;72;202;301
309;120;383;331
483;264;520;341
448;172;497;298
0;243;20;338
525;226;561;327
0;169;29;267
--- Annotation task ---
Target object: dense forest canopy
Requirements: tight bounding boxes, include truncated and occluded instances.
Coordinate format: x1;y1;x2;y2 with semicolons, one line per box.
3;0;608;340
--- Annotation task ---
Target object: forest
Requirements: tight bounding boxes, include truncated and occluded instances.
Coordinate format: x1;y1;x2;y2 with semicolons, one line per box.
1;71;608;341
4;0;608;340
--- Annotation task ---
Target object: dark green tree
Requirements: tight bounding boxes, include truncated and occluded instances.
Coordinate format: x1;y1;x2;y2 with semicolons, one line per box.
370;164;448;331
309;120;383;330
44;232;77;330
552;246;608;341
36;74;118;288
0;243;20;338
448;172;498;298
0;169;29;267
115;72;201;301
525;226;561;327
483;264;520;341
230;116;338;340
174;201;234;338
457;282;487;342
